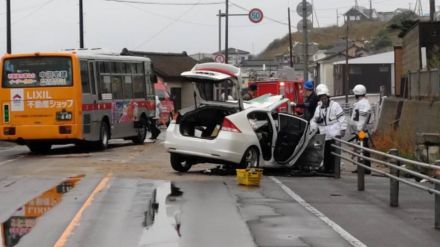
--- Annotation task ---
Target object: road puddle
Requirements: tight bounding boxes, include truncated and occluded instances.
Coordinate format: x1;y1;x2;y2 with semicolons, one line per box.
138;182;184;247
0;175;83;247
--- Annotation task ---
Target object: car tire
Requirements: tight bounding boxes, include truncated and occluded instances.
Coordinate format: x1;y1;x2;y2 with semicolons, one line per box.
170;153;193;172
239;147;260;168
27;143;51;154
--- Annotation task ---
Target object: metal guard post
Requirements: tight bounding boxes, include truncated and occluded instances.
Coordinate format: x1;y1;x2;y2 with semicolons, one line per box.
388;149;400;207
435;160;440;229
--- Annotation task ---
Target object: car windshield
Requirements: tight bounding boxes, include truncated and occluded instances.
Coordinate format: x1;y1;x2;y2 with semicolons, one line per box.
196;79;238;102
2;56;73;88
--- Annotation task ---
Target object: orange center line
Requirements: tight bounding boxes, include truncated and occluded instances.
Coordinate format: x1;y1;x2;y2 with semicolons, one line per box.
53;173;112;247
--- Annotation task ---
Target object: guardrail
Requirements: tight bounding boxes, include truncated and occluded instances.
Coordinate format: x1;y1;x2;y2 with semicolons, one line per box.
330;137;440;229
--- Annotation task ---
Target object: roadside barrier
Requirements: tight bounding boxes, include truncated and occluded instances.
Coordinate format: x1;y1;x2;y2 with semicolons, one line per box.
331;137;440;229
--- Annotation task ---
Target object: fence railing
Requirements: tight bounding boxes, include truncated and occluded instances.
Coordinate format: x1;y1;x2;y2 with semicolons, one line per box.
407;69;440;99
331;137;440;229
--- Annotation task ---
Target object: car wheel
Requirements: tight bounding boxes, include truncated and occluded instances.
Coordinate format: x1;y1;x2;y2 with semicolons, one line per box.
170;153;193;172
97;122;110;150
132;117;147;144
27;143;51;154
240;147;260;168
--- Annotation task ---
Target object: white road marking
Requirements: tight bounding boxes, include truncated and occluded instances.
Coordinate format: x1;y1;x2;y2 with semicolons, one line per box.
270;176;367;247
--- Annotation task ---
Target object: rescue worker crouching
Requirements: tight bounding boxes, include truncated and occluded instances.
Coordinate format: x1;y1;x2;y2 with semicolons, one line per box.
350;84;373;174
310;84;347;174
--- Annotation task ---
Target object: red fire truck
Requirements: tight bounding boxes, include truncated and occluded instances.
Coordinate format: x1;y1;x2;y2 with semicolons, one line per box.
251;80;305;114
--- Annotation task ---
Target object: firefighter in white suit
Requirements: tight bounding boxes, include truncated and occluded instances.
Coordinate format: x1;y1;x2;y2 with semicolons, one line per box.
350;84;373;174
310;84;347;173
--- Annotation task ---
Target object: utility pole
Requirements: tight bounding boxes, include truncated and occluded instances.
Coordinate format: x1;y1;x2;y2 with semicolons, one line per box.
430;0;436;21
6;0;11;53
344;17;350;104
288;8;294;68
218;10;222;52
79;0;84;48
337;9;340;26
302;0;309;81
369;0;373;19
225;0;229;64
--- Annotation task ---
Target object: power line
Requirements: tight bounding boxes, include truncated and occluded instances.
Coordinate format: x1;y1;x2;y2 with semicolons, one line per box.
134;0;203;49
4;0;57;25
120;2;217;27
229;1;288;25
112;0;260;28
104;0;223;6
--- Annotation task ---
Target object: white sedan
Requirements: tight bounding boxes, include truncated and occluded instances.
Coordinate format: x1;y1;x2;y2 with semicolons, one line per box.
164;63;325;172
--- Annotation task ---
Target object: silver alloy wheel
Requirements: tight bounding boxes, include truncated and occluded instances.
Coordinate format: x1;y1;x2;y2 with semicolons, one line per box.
244;148;259;168
101;126;109;147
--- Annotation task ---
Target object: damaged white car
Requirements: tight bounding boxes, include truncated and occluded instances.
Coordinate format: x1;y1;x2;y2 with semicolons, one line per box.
164;63;325;172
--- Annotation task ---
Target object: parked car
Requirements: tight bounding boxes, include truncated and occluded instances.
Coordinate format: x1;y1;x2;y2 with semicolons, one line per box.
154;80;175;126
164;63;325;172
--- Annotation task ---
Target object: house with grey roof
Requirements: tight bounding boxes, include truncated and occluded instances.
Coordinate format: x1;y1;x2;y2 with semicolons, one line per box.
344;6;377;22
333;51;395;96
213;48;250;66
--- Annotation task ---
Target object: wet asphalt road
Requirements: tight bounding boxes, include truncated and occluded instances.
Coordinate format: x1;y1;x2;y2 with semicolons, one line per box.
0;139;439;247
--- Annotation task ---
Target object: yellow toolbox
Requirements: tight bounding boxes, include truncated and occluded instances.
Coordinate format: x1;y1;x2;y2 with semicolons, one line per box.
236;168;263;186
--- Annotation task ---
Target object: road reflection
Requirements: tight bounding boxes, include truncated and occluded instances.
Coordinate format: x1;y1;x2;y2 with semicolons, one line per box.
0;175;83;247
139;182;184;246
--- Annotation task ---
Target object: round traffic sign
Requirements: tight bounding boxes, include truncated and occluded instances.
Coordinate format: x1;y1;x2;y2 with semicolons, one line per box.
214;54;225;63
248;8;264;23
297;19;313;32
296;1;313;18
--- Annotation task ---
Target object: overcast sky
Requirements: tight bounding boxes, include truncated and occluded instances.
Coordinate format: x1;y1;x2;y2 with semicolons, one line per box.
0;0;433;55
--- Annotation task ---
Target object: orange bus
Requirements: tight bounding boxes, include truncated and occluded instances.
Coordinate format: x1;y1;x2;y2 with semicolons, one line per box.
0;50;156;153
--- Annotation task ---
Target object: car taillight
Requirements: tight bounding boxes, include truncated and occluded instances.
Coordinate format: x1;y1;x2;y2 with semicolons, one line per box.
221;118;241;133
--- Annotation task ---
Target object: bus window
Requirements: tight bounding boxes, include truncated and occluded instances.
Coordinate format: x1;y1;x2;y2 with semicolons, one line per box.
2;57;72;88
116;62;123;74
136;63;144;74
80;61;90;93
111;76;123;99
100;75;111;95
123;75;133;98
133;75;146;98
89;62;96;95
129;63;136;74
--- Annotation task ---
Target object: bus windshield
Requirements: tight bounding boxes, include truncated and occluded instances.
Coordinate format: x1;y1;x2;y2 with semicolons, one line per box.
2;56;73;88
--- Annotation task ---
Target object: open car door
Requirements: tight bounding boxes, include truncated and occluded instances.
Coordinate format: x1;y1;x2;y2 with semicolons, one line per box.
273;113;325;168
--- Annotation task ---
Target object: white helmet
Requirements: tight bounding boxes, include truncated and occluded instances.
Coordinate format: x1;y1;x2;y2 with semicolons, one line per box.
316;84;330;96
353;84;367;95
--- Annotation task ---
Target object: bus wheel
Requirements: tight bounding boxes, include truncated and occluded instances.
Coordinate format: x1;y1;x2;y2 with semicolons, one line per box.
132;118;147;144
97;122;110;150
27;143;51;154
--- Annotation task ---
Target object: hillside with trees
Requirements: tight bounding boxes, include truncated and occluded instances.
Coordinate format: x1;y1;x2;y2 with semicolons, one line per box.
259;11;419;59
